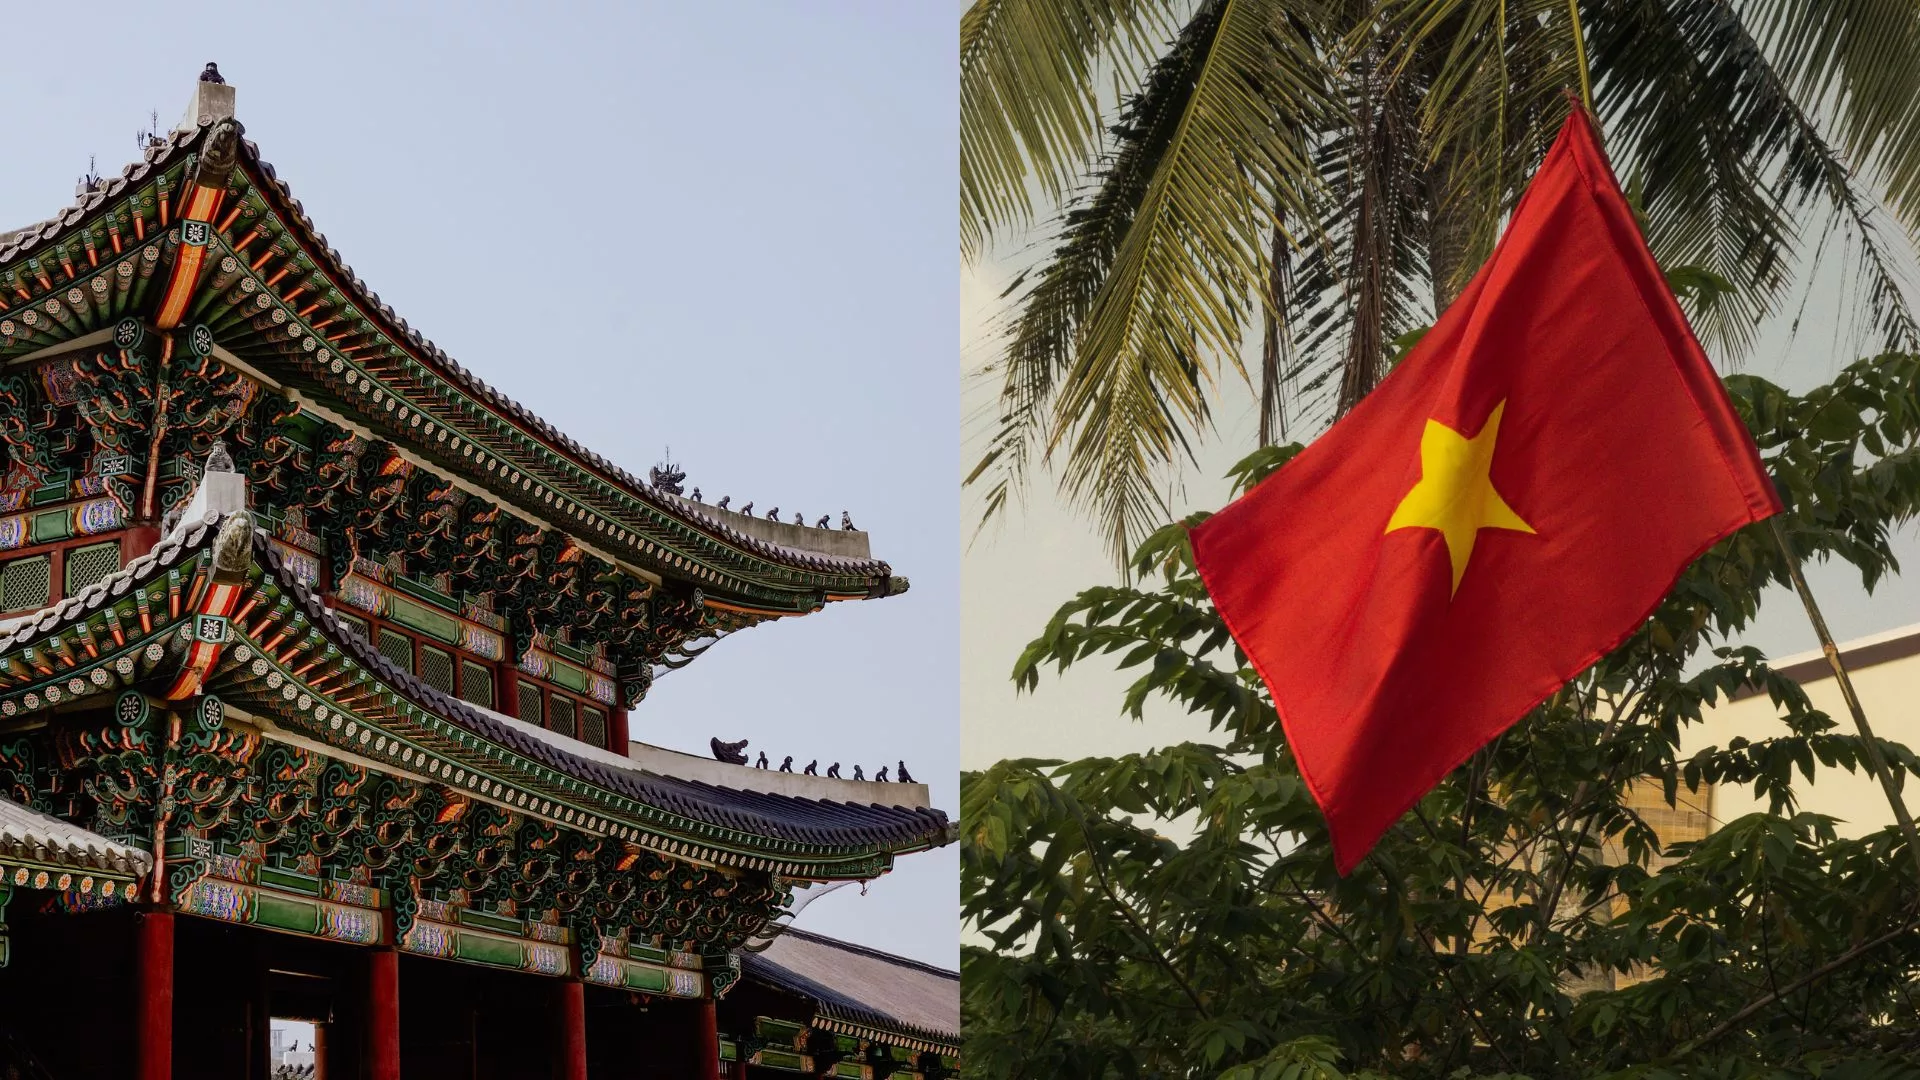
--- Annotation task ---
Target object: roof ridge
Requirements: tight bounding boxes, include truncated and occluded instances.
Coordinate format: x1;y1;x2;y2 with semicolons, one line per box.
1757;619;1920;671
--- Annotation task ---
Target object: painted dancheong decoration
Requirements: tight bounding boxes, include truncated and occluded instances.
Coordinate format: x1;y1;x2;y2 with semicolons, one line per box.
0;68;952;1079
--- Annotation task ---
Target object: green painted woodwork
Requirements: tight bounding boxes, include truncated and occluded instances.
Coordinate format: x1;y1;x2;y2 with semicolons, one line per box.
454;907;521;936
833;1063;865;1078
258;865;323;896
253;894;321;935
550;637;592;667
719;1041;738;1063
387;595;463;646
454;932;525;969
392;574;460;614
29;510;68;545
757;1019;806;1040
757;1049;808;1072
623;965;669;992
545;657;590;694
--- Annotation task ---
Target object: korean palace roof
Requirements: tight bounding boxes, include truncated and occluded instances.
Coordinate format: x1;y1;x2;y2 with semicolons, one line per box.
0;84;902;619
744;927;960;1054
0;505;949;878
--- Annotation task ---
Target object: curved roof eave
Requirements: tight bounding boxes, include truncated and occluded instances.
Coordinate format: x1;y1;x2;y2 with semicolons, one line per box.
0;118;904;600
0;511;950;878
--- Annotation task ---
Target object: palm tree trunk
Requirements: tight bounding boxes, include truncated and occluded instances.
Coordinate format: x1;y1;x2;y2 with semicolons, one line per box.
1427;143;1474;311
1259;220;1288;446
1335;64;1390;417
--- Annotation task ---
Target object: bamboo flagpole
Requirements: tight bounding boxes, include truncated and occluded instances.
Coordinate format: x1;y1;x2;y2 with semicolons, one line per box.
1566;0;1594;114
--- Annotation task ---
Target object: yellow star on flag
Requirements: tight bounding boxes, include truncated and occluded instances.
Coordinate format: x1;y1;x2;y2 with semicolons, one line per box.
1385;400;1535;595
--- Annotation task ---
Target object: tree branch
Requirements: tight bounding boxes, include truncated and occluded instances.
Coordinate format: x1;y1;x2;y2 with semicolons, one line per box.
1067;794;1212;1018
1665;910;1920;1060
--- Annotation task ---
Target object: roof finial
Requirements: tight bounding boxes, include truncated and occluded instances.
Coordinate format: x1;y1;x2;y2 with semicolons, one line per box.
200;62;226;85
205;439;235;474
649;446;686;496
137;111;164;153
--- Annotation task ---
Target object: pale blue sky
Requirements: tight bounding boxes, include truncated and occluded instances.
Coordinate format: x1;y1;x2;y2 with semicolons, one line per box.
0;3;956;965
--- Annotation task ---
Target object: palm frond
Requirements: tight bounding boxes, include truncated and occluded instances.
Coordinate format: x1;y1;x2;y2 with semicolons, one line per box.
960;0;1187;257
1390;0;1573;296
966;1;1238;538
960;0;1920;563
1739;0;1920;240
1280;24;1432;425
1051;0;1333;564
1594;0;1919;356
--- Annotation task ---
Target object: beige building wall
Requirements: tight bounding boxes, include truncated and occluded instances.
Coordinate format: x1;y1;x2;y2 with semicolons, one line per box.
1680;623;1920;837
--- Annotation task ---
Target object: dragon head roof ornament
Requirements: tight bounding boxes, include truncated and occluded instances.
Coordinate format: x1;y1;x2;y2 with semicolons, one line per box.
210;512;255;586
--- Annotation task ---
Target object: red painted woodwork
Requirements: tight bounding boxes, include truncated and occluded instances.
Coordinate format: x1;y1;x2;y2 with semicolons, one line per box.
366;948;401;1080
608;705;630;756
499;664;522;721
135;908;173;1080
123;525;161;560
558;979;587;1080
695;997;722;1080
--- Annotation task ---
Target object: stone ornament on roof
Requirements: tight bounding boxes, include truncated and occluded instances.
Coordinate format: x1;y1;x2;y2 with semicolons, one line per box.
710;737;749;766
649;449;687;496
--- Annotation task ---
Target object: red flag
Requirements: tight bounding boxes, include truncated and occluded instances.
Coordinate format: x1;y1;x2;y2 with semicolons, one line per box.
1189;109;1780;874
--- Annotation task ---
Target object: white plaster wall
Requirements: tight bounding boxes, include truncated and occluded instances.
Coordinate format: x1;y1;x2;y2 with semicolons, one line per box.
1680;625;1920;837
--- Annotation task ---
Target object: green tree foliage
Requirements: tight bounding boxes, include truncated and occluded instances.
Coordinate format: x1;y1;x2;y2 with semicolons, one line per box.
961;0;1920;565
961;354;1920;1078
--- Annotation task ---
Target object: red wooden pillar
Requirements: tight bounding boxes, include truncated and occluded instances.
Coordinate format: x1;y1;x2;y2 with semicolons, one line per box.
366;948;401;1080
500;664;523;721
694;997;722;1080
135;908;174;1080
557;979;587;1080
607;706;630;756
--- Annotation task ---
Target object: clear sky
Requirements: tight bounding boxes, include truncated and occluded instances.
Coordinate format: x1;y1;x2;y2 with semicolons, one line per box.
0;2;957;966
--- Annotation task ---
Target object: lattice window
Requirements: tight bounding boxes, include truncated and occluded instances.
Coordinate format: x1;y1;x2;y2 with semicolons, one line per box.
548;695;576;739
580;706;607;749
517;683;543;726
376;628;415;674
64;541;121;595
1;555;51;613
419;645;455;696
334;612;371;642
460;661;495;710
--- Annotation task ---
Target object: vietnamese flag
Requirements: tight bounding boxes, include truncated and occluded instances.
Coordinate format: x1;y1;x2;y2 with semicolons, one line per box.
1189;108;1780;874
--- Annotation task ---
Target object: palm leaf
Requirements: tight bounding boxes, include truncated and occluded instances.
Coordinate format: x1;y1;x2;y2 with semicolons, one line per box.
960;0;1187;257
1595;0;1920;356
1740;0;1920;238
967;1;1240;540
1050;0;1333;563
